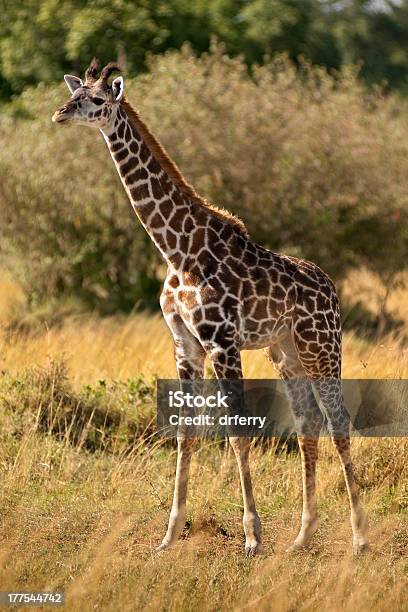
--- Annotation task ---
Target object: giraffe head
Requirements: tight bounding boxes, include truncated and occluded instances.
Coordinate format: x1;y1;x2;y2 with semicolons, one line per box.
52;58;124;128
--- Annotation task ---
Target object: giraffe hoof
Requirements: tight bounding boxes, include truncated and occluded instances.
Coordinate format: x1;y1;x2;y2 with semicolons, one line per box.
285;542;308;553
353;542;370;556
154;541;174;554
245;542;263;557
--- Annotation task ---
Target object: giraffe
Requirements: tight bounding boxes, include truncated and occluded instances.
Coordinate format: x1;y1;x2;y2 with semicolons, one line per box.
52;59;369;556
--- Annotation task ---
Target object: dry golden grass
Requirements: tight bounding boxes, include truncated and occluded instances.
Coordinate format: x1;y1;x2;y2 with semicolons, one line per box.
1;427;408;612
2;312;408;383
1;268;408;383
1;273;408;611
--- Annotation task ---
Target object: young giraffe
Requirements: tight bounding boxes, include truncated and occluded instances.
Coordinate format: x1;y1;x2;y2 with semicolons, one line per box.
52;59;369;556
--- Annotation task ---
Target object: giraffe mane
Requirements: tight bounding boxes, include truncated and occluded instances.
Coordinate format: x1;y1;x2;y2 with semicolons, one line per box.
121;99;249;237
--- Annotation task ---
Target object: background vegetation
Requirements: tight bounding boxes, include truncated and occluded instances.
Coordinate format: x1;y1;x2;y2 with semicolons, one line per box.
1;2;408;325
1;46;407;321
3;0;408;98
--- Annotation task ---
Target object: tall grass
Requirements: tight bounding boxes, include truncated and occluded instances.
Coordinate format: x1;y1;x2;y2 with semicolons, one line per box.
1;359;408;611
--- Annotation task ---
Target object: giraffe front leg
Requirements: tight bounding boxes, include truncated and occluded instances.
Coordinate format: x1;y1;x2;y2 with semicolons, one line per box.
209;344;262;557
156;436;196;552
230;437;263;556
156;317;206;552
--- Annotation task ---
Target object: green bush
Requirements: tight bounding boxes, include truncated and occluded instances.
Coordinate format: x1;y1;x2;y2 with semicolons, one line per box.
0;359;156;453
1;45;408;313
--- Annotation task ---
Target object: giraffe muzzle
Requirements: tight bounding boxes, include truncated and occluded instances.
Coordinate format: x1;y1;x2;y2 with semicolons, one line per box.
52;106;72;124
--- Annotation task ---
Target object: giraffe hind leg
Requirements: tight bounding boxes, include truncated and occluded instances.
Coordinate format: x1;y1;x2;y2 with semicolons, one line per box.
312;378;369;554
291;347;369;551
265;342;324;551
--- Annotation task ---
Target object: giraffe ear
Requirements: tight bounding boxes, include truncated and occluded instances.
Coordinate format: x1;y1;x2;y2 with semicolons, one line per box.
64;75;83;94
112;76;124;101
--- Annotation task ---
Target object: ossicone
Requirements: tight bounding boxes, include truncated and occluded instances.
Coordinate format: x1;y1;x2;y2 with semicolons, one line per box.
84;57;100;84
99;62;122;83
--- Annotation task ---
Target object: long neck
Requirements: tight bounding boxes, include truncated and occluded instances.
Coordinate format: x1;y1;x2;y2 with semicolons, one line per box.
101;102;205;269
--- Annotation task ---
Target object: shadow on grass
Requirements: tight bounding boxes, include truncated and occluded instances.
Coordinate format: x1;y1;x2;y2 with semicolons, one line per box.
342;299;405;342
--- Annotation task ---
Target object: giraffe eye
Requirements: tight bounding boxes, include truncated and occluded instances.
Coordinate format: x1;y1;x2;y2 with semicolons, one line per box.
91;97;104;106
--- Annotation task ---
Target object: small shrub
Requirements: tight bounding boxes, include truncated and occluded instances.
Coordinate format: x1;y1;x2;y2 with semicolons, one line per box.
0;359;157;453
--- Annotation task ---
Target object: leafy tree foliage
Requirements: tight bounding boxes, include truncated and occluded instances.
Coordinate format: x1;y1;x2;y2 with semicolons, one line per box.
2;0;408;97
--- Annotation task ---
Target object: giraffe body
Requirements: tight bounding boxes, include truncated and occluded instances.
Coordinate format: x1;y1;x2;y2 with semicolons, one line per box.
52;60;369;556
